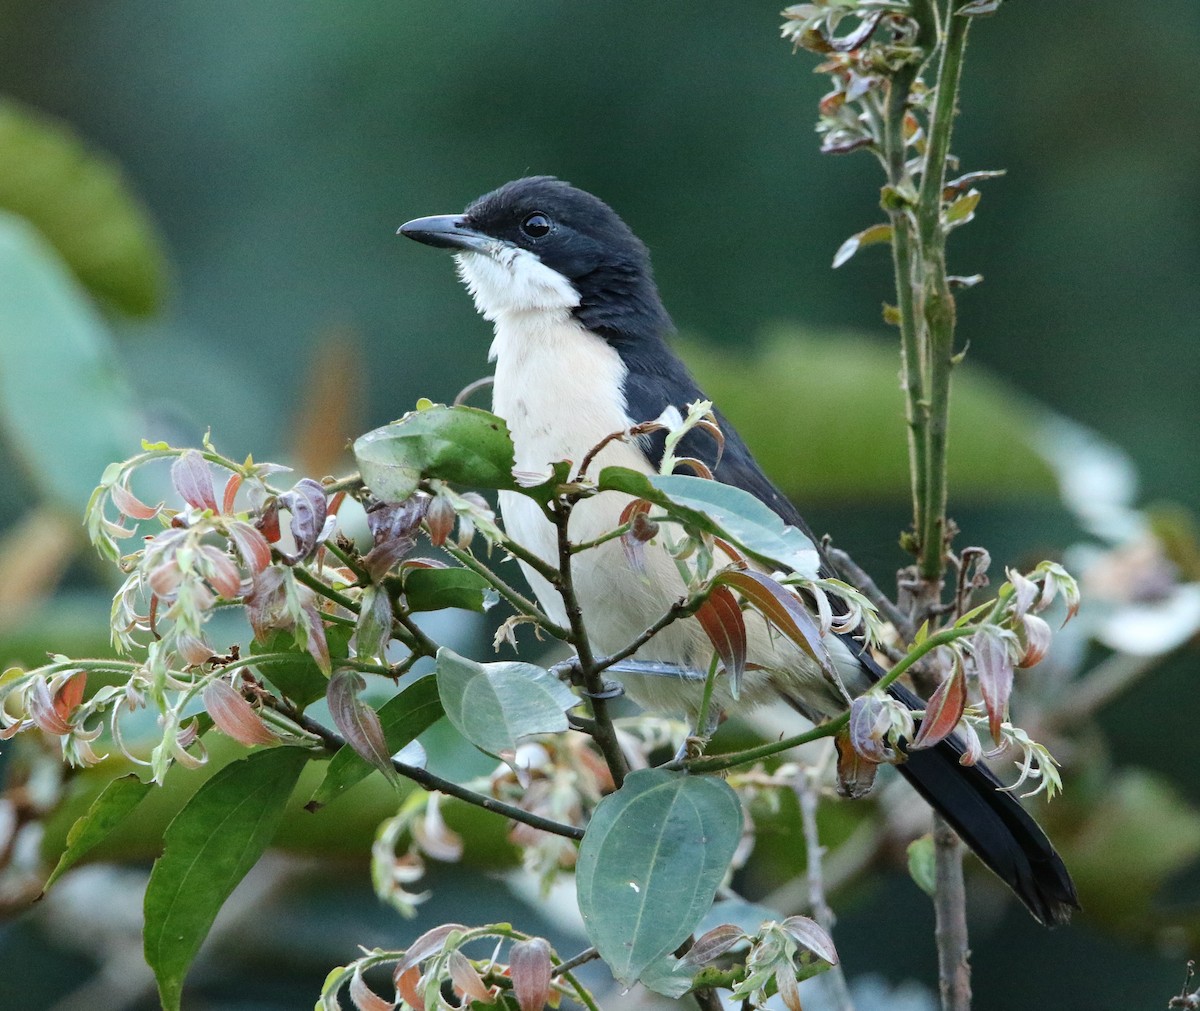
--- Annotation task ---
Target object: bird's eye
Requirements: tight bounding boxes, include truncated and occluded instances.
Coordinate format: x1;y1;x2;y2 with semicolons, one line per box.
520;212;551;239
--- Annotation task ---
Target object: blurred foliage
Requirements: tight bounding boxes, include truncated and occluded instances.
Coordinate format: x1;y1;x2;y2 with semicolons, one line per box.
686;328;1058;504
0;98;166;316
0;211;143;511
0;1;1197;1009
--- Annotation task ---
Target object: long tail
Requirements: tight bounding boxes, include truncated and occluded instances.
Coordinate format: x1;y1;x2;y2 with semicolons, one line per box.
886;679;1079;925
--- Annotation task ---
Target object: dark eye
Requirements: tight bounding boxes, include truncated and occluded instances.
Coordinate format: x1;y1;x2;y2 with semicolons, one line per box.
520;212;551;238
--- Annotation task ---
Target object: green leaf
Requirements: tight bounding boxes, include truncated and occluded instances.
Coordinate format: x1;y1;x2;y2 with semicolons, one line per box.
43;773;151;892
576;768;743;988
944;188;981;227
404;566;492;612
354;404;517;503
0;211;144;510
832;222;892;269
597;468;820;577
434;647;577;759
0;99;167;316
636;954;695;999
144;747;309;1011
307;677;444;809
252;628;349;710
907;833;937;897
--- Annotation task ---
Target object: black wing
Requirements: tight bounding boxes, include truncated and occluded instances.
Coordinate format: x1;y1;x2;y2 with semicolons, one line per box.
620;344;1078;924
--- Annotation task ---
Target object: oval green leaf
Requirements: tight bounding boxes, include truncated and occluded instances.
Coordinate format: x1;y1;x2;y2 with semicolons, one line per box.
434;647;577;759
354;404;517;503
576;768;743;987
404;566;492;612
143;747;309;1011
43;773;150;892
307;677;444;809
597;468;820;577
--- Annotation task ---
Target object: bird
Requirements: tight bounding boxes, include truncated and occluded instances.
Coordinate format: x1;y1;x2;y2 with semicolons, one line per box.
398;175;1078;925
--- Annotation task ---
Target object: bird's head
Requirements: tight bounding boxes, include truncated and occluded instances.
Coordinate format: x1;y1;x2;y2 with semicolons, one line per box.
399;176;671;341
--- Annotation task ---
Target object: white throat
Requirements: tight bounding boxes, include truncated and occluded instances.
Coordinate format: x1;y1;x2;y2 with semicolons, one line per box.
455;247;580;320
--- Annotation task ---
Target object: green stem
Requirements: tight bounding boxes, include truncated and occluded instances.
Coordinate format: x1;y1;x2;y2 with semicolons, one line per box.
291;564;360;615
914;3;972;583
444;543;569;639
883;67;926;545
694;652;722;742
686;624;976;774
569;522;631;554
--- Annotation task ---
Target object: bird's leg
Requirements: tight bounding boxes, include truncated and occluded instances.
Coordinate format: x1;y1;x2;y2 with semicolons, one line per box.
550;655;624;700
671;705;723;765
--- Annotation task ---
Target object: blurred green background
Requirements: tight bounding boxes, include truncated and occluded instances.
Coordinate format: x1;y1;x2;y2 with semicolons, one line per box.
0;2;1197;1009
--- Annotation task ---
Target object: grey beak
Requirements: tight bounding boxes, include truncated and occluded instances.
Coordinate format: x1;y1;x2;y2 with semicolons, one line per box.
398;214;493;253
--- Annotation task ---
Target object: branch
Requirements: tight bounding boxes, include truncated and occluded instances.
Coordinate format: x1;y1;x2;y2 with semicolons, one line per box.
550;499;630;786
281;701;585;841
932;812;972;1011
592;595;702;676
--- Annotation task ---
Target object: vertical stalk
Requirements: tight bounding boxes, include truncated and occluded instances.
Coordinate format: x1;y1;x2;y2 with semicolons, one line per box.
551;500;630;787
907;6;975;1009
886;0;939;546
914;3;972;583
933;813;972;1011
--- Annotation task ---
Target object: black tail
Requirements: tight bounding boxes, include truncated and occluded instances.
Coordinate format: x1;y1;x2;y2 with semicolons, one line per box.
887;680;1079;925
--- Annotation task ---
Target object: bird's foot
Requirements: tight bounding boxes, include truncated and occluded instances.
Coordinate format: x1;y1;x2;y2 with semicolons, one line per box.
550;655;624;699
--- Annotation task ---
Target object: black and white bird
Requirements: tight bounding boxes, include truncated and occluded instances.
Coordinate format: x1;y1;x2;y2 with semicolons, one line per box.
399;176;1077;925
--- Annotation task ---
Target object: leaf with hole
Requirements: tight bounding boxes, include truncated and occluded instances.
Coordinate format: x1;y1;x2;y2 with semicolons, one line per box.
576;768;742;989
435;648;577;759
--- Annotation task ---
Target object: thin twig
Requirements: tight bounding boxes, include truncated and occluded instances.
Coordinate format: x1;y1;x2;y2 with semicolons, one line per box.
592;595;701;676
281;701;585;841
826;545;913;640
686;624;976;774
453;375;494;406
795;767;855;1011
550;946;599;977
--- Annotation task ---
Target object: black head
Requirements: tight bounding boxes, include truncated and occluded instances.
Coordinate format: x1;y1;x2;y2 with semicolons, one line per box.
399;176;672;343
